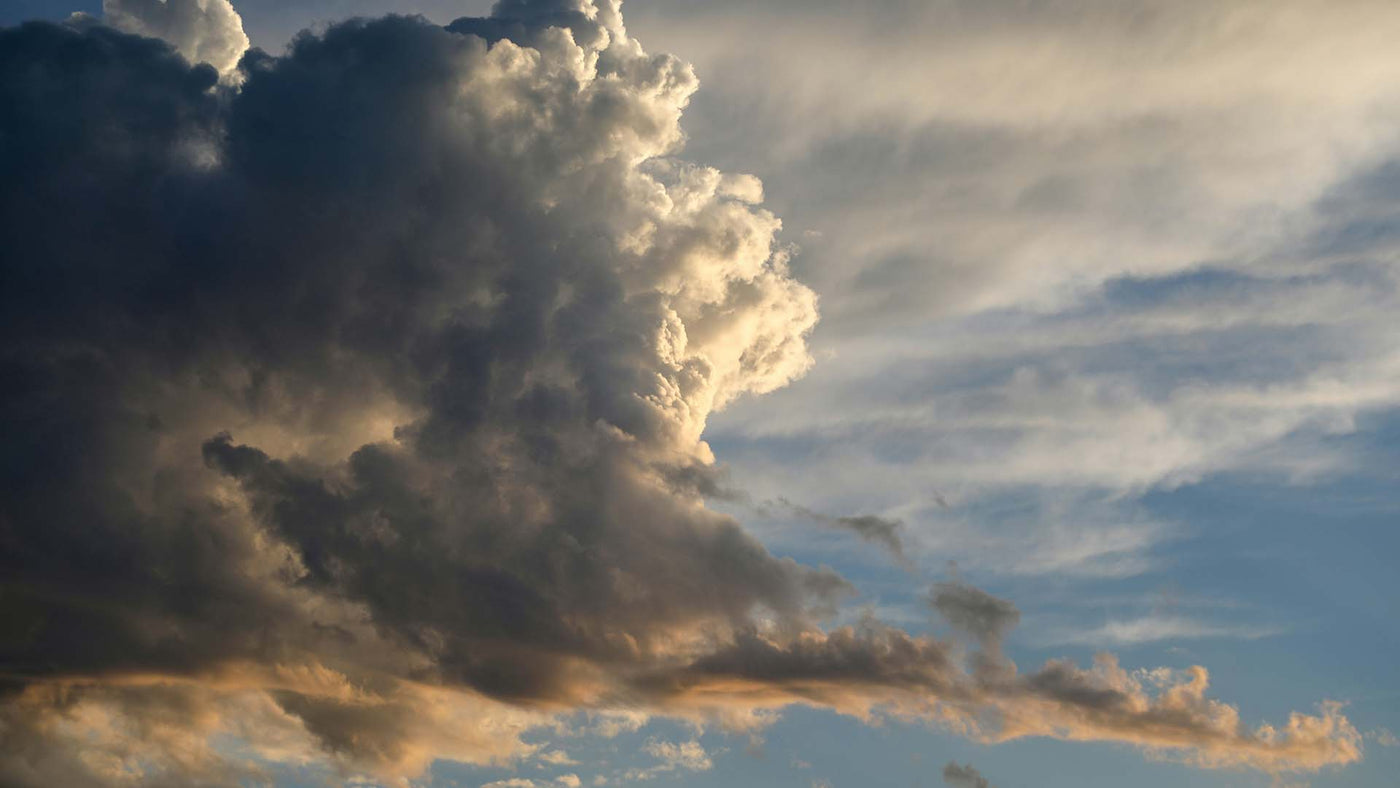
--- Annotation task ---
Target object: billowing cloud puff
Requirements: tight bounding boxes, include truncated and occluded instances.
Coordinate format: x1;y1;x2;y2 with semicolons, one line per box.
0;1;1362;785
104;0;249;76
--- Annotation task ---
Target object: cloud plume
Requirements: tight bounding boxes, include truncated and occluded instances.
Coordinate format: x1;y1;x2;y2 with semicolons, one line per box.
0;1;1363;785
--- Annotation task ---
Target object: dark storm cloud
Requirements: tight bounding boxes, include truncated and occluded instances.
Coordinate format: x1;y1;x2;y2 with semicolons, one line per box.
0;1;1364;784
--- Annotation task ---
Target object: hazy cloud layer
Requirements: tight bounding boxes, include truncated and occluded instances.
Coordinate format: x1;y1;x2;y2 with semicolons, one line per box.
0;1;1365;785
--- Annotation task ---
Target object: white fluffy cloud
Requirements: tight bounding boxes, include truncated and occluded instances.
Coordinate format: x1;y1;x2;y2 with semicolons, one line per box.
104;0;249;76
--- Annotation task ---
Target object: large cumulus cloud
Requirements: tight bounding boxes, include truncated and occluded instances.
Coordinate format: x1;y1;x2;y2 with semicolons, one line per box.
0;1;1363;784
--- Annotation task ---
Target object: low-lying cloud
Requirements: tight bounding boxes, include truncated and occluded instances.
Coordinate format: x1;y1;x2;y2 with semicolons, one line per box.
0;0;1364;785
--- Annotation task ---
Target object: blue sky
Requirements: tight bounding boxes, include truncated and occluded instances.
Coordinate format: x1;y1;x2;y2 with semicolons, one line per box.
2;1;1398;787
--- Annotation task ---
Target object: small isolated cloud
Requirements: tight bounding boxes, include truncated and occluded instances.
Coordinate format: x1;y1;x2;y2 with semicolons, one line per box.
569;711;650;741
1367;728;1399;747
539;750;579;766
942;762;995;788
624;739;714;780
775;497;909;563
641;739;716;778
485;776;580;788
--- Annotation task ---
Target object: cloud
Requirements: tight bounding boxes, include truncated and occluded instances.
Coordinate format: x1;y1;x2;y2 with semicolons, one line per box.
930;581;1020;656
775;497;908;563
103;0;249;76
613;738;713;781
629;0;1400;318
623;738;713;779
0;1;1365;785
646;621;1361;774
493;776;582;788
1050;616;1285;648
619;1;1400;597
1367;728;1399;748
942;762;994;788
538;750;579;766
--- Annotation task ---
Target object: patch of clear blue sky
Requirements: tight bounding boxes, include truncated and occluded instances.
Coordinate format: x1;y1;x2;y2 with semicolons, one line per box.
0;1;98;25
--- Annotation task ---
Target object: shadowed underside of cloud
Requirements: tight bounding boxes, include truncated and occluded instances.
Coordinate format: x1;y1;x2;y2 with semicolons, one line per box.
0;0;1362;785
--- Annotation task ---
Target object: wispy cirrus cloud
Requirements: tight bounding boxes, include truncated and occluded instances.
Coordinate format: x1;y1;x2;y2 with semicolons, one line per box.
1047;616;1286;648
622;3;1400;621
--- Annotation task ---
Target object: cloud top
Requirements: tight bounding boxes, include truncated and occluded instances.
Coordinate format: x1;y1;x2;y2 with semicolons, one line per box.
104;0;248;76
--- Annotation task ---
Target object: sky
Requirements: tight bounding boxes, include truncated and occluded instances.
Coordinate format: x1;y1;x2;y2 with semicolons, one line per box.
0;1;1397;787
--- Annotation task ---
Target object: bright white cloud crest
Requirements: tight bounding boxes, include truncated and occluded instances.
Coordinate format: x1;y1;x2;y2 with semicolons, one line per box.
104;0;249;75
